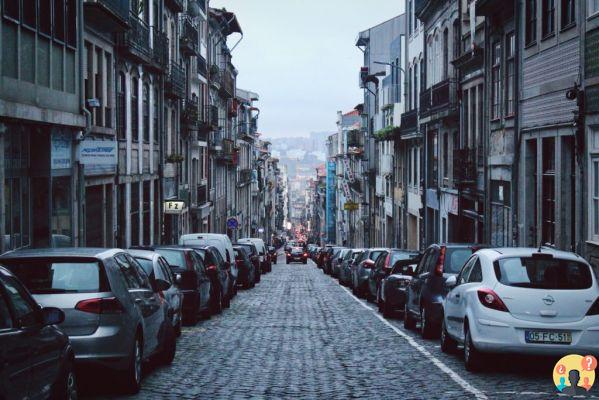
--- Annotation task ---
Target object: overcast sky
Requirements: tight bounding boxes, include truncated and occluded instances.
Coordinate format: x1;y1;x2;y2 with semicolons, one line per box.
211;0;404;139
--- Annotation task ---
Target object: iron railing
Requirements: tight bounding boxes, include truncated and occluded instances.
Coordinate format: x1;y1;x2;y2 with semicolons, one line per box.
197;54;208;77
116;12;151;62
400;109;418;133
165;62;185;99
179;15;199;55
152;30;168;70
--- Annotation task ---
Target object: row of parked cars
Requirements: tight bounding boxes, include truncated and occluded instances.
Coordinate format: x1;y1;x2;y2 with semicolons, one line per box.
309;243;599;371
0;234;279;399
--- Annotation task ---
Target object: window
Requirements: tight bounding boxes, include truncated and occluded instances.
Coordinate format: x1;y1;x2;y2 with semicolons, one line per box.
467;260;483;283
506;33;515;116
443;28;449;80
54;0;65;42
542;138;556;245
491;41;501;120
495;258;592;289
591;0;599;16
561;0;575;27
526;0;537;45
115;254;143;289
458;256;476;284
0;291;12;329
463;89;469;146
593;158;599;240
128;256;152;290
442;133;449;180
143;83;150;142
117;73;126;140
1;276;38;327
542;0;555;37
131;78;139;142
153;87;159;143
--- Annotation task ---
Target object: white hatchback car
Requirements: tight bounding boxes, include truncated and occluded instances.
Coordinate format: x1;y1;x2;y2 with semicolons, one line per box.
441;247;599;371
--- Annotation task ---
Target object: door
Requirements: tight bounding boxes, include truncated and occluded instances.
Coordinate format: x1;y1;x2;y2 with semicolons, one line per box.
370;251;388;298
158;257;182;324
444;256;476;337
190;252;211;311
408;249;430;314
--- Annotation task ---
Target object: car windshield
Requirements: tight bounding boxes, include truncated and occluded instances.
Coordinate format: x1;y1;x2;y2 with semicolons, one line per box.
390;252;417;265
494;257;593;289
156;249;186;269
134;258;154;276
445;248;474;274
3;259;104;294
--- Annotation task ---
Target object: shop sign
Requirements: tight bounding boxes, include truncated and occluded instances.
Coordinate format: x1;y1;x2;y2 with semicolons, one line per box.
51;131;72;170
164;201;186;215
79;140;117;165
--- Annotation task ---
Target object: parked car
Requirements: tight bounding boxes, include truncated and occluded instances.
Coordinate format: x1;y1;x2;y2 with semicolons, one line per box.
0;248;176;394
378;259;419;318
331;249;351;278
324;247;345;275
369;249;420;301
239;238;271;273
179;234;237;294
233;246;256;289
128;249;184;336
351;248;387;297
145;246;214;322
268;246;278;264
0;265;77;399
404;243;481;338
235;242;261;283
286;247;308;264
441;247;599;371
191;245;232;309
339;249;364;287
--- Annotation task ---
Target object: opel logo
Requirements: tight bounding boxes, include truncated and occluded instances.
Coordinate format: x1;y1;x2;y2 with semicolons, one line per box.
543;295;555;306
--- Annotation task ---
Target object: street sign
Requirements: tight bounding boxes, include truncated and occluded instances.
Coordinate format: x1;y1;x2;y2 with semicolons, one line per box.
344;201;359;211
164;201;186;214
227;217;239;230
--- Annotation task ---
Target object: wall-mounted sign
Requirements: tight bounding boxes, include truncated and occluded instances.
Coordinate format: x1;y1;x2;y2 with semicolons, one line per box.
79;140;117;165
343;157;355;183
164;201;186;215
344;201;359;211
51;130;72;170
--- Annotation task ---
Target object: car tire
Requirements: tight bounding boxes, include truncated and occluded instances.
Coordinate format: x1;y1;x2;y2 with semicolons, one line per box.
158;323;176;365
440;320;457;354
420;306;436;339
464;325;483;372
51;357;77;400
403;304;416;329
303;260;307;264
121;335;143;394
174;319;182;337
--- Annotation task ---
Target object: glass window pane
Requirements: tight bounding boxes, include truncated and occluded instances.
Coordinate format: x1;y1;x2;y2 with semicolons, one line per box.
51;176;71;244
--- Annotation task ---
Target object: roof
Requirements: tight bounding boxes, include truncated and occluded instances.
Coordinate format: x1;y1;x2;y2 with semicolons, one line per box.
209;8;242;36
479;247;584;261
0;247;122;259
343;110;360;117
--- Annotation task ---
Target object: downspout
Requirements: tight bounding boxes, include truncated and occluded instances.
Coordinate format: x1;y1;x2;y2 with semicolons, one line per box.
512;0;521;247
78;0;91;247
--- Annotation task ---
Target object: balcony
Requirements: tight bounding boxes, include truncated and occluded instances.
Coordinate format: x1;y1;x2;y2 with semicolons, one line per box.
116;12;151;63
165;62;185;99
182;98;200;129
239;169;253;185
197;54;208;78
216;139;237;165
84;0;129;32
179;15;199;56
197;183;209;205
219;68;235;98
453;148;477;187
165;0;183;13
151;30;168;71
199;105;219;134
400;109;418;136
419;79;458;120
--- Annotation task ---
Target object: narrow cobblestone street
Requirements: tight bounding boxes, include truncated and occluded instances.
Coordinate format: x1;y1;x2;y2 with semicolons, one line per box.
83;257;599;399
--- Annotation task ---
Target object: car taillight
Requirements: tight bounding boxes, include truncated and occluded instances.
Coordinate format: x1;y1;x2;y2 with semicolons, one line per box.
477;288;509;312
75;297;124;314
303;253;308;257
363;260;375;269
587;298;599;315
384;254;391;269
206;265;217;272
434;246;446;276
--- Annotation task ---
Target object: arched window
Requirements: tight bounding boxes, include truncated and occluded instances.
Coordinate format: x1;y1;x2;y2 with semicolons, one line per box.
117;72;126;140
143;83;150;142
131;77;139;141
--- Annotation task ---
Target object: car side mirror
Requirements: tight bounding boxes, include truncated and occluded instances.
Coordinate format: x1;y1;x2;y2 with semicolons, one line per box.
42;307;65;326
445;275;457;289
155;278;171;292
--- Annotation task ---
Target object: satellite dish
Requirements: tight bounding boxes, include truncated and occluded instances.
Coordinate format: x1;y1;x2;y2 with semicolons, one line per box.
187;1;200;17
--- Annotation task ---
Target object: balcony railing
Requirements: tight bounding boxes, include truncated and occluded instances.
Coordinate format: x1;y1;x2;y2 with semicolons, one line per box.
239;169;253;184
400;109;418;134
179;15;199;55
210;64;221;86
453;148;477;186
347;129;363;148
164;0;183;12
197;54;208;77
182;98;200;128
84;0;129;31
219;68;235;98
165;62;185;99
197;183;209;205
152;30;168;70
116;12;151;63
216;139;237;165
419;87;431;116
420;79;457;118
200;105;219;133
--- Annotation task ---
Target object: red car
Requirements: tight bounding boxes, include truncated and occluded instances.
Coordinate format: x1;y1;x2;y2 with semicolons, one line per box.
287;247;308;264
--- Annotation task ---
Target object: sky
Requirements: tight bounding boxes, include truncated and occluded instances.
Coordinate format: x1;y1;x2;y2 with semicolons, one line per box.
210;0;405;139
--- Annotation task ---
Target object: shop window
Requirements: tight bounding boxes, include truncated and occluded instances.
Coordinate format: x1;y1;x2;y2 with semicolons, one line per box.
131;183;139;246
592;157;599;241
143;181;150;245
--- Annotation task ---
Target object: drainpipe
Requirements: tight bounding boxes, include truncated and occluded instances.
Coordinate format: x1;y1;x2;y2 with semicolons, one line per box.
512;0;521;247
78;0;91;247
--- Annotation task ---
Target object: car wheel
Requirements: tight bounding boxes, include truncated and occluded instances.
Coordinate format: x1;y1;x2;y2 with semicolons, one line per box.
121;335;143;394
440;320;457;354
51;357;78;400
403;304;416;329
464;325;483;372
158;323;176;365
420;306;436;339
174;318;182;337
303;260;307;264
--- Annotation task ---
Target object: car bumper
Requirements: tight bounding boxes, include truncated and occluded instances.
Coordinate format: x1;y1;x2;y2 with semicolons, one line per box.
384;287;408;309
470;313;599;355
70;325;132;370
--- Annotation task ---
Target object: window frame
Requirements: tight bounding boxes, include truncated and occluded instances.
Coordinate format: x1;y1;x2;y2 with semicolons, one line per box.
505;32;516;117
561;0;576;29
526;0;538;46
542;0;556;39
491;41;502;121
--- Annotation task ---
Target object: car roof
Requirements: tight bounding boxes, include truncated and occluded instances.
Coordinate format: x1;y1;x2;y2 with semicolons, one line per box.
0;247;123;259
477;247;584;261
127;249;159;261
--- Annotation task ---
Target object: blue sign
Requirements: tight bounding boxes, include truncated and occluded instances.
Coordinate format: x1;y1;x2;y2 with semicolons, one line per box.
227;217;239;230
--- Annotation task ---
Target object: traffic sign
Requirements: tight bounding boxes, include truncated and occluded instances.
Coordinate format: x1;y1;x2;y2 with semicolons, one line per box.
227;217;239;230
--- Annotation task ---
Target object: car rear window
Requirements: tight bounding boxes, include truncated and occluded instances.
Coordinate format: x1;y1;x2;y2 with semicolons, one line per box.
370;251;384;262
155;250;186;269
445;248;473;274
3;259;107;294
134;258;154;276
494;257;593;289
390;252;418;265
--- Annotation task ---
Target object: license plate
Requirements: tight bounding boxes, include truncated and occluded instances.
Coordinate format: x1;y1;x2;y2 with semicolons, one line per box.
525;330;572;344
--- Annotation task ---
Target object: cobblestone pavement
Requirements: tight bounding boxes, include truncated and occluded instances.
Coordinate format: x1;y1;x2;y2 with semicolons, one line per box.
83;257;599;399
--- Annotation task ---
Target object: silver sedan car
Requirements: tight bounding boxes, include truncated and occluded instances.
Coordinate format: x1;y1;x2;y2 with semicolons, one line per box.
1;248;177;394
